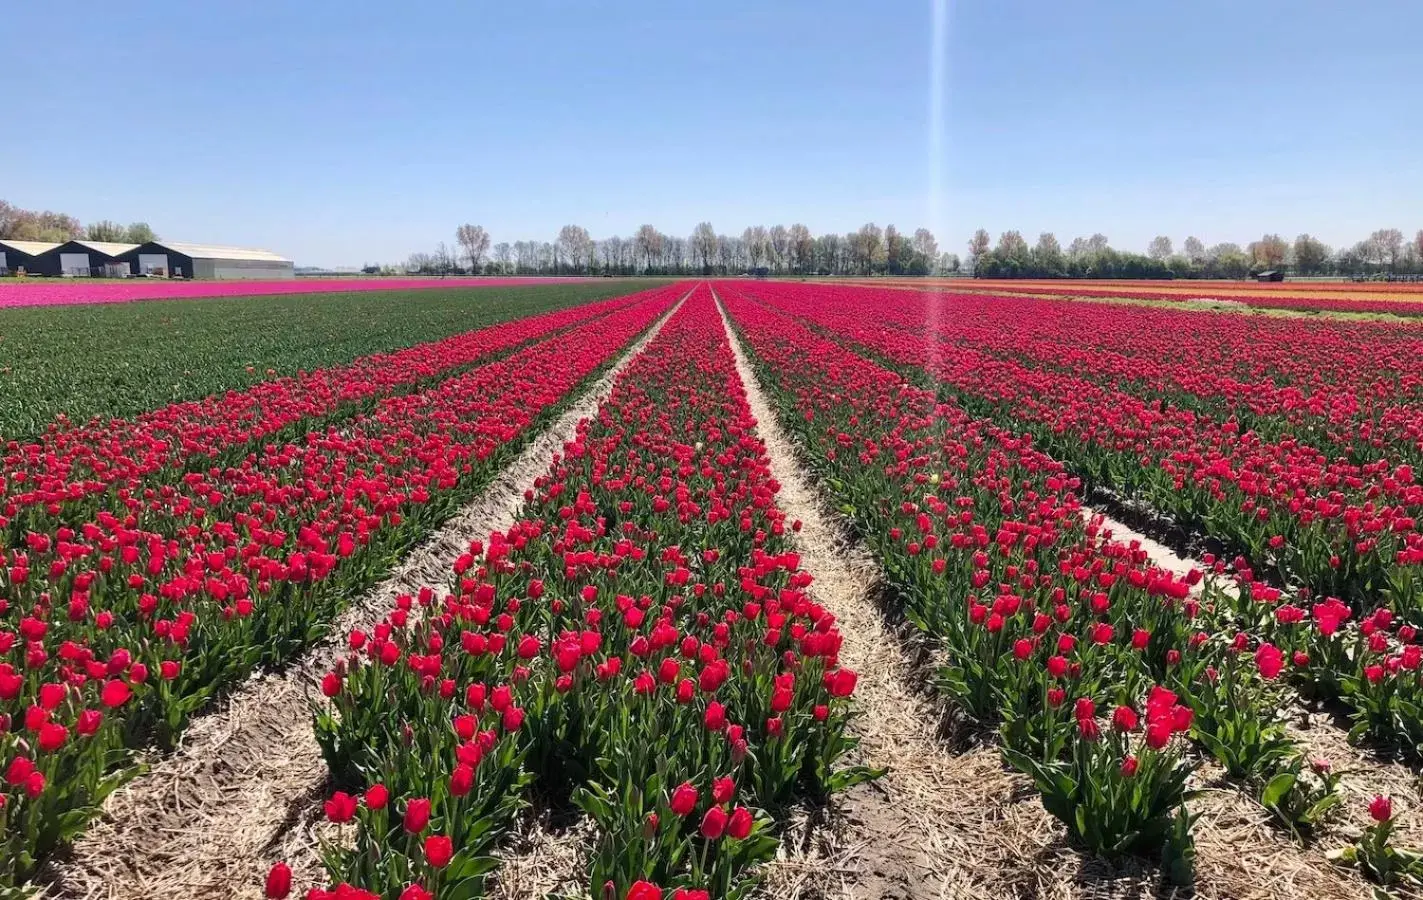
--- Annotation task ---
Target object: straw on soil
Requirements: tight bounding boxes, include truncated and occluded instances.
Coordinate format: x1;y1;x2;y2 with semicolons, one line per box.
716;293;1374;900
41;294;687;900
1092;508;1423;870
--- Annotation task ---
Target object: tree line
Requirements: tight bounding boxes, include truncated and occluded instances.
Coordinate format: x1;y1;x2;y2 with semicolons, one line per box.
967;228;1423;280
403;223;1423;281
0;199;156;245
396;223;959;277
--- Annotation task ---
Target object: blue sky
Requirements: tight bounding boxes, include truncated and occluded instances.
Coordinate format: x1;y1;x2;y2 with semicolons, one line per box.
5;0;1420;267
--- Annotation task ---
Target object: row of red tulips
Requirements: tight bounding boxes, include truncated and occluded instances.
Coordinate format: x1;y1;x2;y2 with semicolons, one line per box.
741;283;1423;623
0;289;680;889
878;284;1423;457
717;286;1396;882
953;281;1423;316
733;283;1423;764
271;287;869;900
0;288;672;547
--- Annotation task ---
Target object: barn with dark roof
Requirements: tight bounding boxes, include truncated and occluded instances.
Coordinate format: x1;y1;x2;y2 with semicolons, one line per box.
115;241;294;279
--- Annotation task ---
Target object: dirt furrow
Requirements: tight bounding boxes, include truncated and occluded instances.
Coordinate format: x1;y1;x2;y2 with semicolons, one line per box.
42;295;687;900
715;294;1372;900
1087;507;1423;856
716;293;1007;899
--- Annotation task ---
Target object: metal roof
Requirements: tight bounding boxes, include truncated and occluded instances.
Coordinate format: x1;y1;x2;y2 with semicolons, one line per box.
0;239;61;256
67;240;140;256
148;241;291;263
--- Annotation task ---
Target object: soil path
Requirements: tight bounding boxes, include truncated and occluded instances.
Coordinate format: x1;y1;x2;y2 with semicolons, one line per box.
43;295;687;900
717;292;1012;899
1087;507;1423;857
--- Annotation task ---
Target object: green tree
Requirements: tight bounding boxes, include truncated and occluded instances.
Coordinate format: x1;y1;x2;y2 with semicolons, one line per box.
85;220;127;242
1292;234;1330;276
1032;232;1064;276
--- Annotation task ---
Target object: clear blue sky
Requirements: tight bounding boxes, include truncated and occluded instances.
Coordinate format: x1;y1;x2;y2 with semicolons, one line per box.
5;0;1420;267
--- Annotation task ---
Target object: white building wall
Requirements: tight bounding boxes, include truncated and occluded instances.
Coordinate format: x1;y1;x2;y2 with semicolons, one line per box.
191;258;296;280
59;252;91;275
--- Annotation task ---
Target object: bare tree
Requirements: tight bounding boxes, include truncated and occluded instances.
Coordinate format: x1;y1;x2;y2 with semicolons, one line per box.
967;229;991;271
1147;236;1173;260
789;224;814;274
1247;234;1288;270
912;228;938;264
1087;233;1110;253
768;225;790;273
435;242;456;273
0;200;18;238
455;224;491;273
557;225;593;274
665;235;687;274
855;223;884;275
716;234;734;274
493;242;513;273
1183;236;1206;264
738;226;766;270
634;224;662;273
600;238;619;274
1371;228;1405;272
691;222;717;274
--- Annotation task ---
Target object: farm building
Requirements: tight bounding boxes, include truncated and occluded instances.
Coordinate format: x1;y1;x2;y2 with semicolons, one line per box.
1256;269;1285;282
115;241;294;279
0;239;60;274
31;240;138;276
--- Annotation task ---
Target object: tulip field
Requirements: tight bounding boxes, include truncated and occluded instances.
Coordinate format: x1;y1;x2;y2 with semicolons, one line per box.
0;277;600;310
870;278;1423;317
4;278;1423;899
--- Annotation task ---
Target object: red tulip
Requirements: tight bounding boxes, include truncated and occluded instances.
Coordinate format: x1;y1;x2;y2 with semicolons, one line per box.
670;782;697;816
1369;795;1393;822
100;679;132;708
424;834;454;868
38;723;69;752
825;668;857;697
404;797;432;833
700;805;728;839
1255;643;1284;680
364;784;389;809
727;805;754;839
324;791;358;823
265;862;292;899
626;882;662;900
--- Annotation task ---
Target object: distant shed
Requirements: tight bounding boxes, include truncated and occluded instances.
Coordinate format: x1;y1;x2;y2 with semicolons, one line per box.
116;241;293;279
0;239;60;274
32;240;138;276
1256;270;1284;282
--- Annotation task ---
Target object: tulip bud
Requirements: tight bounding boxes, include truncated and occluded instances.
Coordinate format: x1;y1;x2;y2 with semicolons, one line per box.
1369;795;1393;823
